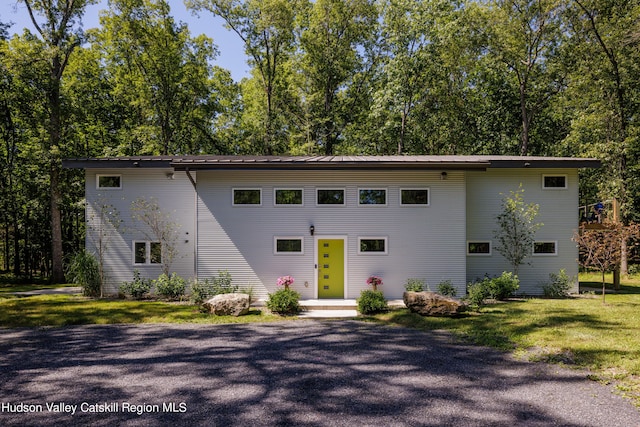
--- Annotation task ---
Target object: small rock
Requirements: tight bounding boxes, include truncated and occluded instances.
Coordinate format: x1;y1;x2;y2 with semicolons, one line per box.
403;291;468;317
203;293;250;316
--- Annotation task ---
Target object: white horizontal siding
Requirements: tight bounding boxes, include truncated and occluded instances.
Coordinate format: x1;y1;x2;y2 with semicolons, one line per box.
196;170;467;299
466;169;580;295
85;169;196;294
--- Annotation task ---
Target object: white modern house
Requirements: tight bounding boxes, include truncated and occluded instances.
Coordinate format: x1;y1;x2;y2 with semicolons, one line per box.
63;155;600;300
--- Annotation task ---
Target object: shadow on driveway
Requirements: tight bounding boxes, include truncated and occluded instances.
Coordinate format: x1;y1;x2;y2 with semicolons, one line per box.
0;321;638;426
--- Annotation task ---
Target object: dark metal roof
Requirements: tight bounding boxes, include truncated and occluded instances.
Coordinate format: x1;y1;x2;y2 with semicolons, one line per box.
62;155;601;170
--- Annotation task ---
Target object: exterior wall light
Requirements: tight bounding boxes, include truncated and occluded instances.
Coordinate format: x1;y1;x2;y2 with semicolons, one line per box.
310;225;315;236
441;171;448;180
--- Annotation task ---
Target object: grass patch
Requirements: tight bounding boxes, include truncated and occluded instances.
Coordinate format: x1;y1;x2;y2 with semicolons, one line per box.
370;272;640;407
0;294;284;327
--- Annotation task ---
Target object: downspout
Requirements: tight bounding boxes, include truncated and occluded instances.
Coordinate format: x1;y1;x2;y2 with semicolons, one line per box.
184;168;198;283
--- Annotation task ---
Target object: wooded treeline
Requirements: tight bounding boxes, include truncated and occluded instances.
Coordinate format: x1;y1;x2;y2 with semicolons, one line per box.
1;0;639;280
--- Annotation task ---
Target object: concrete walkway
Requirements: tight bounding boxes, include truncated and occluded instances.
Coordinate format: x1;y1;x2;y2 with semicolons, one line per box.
11;286;82;296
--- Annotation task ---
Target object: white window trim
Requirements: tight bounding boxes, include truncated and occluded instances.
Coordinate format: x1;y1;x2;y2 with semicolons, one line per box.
274;236;305;255
232;188;262;206
316;188;346;207
357;188;388;207
400;188;430;206
96;174;122;190
358;236;388;255
274;188;304;207
132;241;162;265
542;174;568;190
467;241;492;256
533;241;558;256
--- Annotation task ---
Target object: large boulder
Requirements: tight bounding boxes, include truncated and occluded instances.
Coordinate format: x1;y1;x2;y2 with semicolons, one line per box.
403;291;468;317
203;293;251;316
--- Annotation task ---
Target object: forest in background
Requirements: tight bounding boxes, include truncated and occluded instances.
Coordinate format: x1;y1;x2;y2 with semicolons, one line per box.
0;0;638;280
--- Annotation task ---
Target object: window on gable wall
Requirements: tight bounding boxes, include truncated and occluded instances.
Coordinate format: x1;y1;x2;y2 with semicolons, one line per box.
542;175;567;189
533;241;557;255
133;241;162;265
97;175;121;189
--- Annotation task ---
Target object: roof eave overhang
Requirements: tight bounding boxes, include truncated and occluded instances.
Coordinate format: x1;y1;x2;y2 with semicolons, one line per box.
170;160;491;171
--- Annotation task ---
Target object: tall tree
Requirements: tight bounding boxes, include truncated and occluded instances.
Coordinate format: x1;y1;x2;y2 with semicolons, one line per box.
297;0;377;155
20;0;97;282
478;0;565;155
96;0;222;155
187;0;298;154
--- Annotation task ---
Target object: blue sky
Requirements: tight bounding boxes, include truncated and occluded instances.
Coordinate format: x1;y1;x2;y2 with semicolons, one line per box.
0;0;249;81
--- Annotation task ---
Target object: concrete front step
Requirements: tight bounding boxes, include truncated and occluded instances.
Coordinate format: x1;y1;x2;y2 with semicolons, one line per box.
299;299;405;311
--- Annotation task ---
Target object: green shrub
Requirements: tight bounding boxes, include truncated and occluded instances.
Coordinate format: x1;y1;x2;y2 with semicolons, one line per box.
543;269;573;298
120;270;152;300
357;290;388;314
465;282;489;310
405;278;425;292
190;270;238;304
437;280;457;297
485;272;519;300
266;288;301;315
155;272;186;300
65;250;101;297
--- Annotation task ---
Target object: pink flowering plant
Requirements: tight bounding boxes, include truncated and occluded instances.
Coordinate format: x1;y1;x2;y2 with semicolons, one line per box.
277;275;295;289
366;275;383;290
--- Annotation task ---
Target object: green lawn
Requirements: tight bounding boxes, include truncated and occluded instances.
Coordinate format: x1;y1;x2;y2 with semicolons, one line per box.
1;273;639;406
373;272;640;406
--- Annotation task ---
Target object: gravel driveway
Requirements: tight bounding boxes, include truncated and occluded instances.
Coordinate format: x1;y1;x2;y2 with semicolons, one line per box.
1;321;638;426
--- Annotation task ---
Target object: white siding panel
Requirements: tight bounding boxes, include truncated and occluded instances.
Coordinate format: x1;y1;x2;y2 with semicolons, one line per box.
196;170;467;299
85;169;196;294
466;169;580;295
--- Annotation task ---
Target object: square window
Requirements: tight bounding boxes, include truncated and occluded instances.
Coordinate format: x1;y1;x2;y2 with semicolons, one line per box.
542;175;567;189
533;241;557;255
275;189;303;206
358;237;388;254
317;189;345;205
359;189;387;206
97;175;121;189
233;189;261;205
467;242;491;255
274;237;304;254
400;188;429;206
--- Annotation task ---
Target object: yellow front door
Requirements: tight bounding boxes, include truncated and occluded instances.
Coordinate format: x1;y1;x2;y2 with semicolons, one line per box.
317;239;344;298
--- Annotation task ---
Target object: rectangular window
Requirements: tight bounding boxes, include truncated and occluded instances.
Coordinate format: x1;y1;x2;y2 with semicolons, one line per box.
274;237;304;254
233;188;261;206
533;241;557;255
317;189;345;206
467;241;491;255
358;189;387;206
400;188;430;206
542;175;567;189
133;241;162;265
97;175;121;190
275;189;303;206
358;237;388;254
